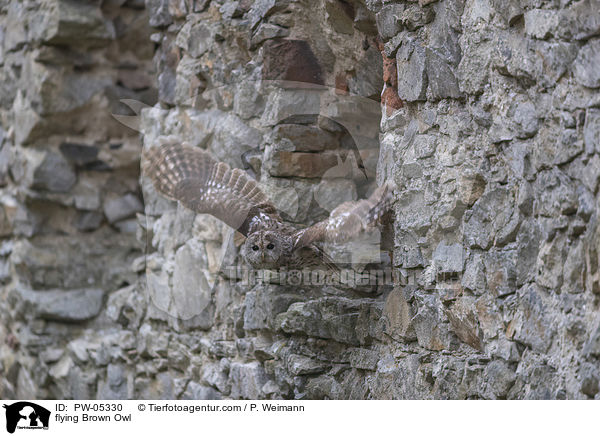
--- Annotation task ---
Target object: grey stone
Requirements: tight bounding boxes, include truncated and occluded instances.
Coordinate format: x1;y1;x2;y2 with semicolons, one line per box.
68;339;89;363
49;355;73;381
41;349;64;364
182;382;222;400
176;20;214;58
573;39;600;88
32;152;77;193
426;49;461;100
4;0;600;403
508;284;555;353
458;171;486;206
353;4;377;34
246;0;278;29
370;353;423;399
364;0;382;13
553;128;584;165
432;242;464;275
37;1;115;44
219;1;245;20
33;70;113;116
446;297;482;350
383;288;416;341
14;287;104;323
135;372;176;399
483;251;517;297
59;143;100;166
490;0;522;25
3;3;27;51
11;93;43;145
584;324;600;357
516;219;542;286
261;88;322;126
584;109;600;154
232;72;264;120
397;39;427;102
512;99;539;138
580;363;599;397
412;294;453;351
536;231;567;289
463;189;512;250
535;41;579;87
103;194;144;224
580;154;600;193
576;185;595;222
209;113;263;167
98;364;129;400
170;240;215;329
277;297;376;346
106;284;144;329
401;4;435;31
558;0;600;41
376;4;404;40
68;367;96;400
348;46;383;98
348;348;380;371
115;219;138;234
493;31;539;84
313;179;357;212
462;253;486;294
16;367;37;399
74;211;104;231
563;240;585;293
158;67;176;105
481;360;516;399
243;284;302;331
325;0;355;34
174;56;205;106
147;0;173;27
524;9;559;39
272;124;338;152
534;169;578;217
457;38;493;95
251;23;289;47
383;32;405;58
286;354;330;376
229;362;268;399
201;360;230;395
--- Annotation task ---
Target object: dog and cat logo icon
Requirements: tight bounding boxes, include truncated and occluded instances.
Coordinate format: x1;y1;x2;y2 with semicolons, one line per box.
2;402;50;433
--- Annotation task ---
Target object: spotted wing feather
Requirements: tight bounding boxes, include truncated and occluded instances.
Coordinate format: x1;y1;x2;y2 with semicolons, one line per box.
293;183;393;249
143;143;282;235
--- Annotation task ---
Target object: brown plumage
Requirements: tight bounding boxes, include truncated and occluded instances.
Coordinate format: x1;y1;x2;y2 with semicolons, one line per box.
143;142;393;271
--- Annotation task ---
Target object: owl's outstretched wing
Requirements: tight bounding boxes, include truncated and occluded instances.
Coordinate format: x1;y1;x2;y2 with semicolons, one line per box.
293;183;393;249
143;143;282;236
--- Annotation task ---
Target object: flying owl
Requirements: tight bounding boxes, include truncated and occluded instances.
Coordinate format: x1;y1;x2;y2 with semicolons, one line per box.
143;143;393;271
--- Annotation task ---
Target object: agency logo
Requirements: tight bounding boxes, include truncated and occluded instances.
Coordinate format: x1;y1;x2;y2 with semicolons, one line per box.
2;402;50;434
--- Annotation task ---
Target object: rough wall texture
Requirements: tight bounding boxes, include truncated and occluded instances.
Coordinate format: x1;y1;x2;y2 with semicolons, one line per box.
0;0;156;399
1;0;600;400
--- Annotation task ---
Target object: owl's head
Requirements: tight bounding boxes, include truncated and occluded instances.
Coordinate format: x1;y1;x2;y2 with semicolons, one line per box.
241;230;291;269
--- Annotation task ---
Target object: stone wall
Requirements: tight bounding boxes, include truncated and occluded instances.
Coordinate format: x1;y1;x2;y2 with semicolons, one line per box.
1;0;600;400
0;0;156;399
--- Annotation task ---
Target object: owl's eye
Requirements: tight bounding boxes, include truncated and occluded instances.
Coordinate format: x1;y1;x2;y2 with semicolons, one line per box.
266;243;275;249
252;245;259;251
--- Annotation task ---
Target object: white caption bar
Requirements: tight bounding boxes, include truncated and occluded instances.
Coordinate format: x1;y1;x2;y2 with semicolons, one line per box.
1;400;597;436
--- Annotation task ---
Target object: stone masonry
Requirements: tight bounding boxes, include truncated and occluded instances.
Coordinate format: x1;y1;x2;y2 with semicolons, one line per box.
0;0;599;400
